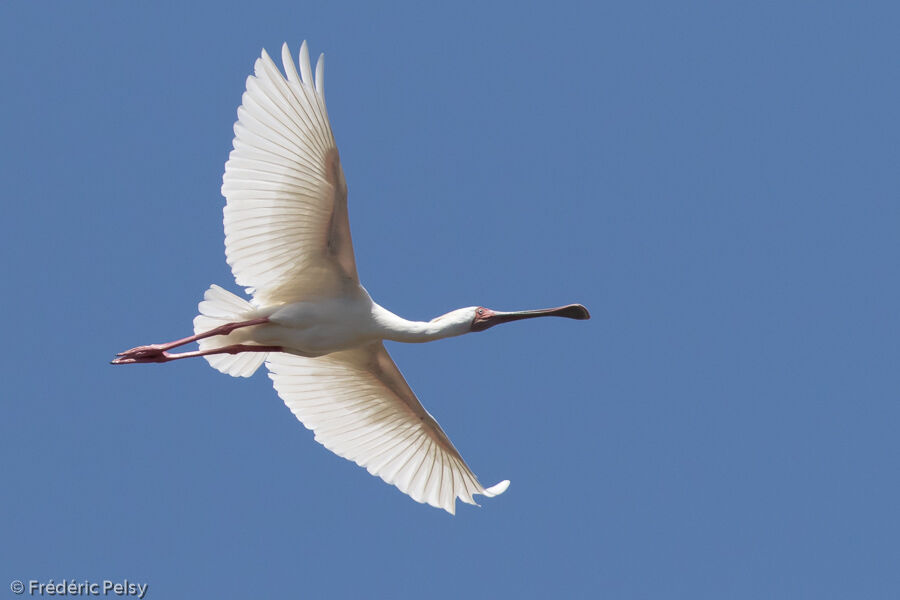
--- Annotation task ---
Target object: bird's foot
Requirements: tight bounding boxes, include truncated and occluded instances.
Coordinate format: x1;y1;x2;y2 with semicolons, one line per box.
111;344;168;364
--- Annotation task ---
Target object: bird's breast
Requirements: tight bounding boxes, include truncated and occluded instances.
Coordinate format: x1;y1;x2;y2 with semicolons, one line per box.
249;297;378;355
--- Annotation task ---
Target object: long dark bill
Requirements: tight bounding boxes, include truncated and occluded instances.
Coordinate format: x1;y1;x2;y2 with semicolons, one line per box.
472;304;590;332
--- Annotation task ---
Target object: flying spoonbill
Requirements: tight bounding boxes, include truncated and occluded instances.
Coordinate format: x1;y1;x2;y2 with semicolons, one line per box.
113;41;590;514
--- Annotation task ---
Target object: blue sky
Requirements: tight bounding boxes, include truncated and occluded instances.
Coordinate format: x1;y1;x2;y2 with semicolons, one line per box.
1;1;898;598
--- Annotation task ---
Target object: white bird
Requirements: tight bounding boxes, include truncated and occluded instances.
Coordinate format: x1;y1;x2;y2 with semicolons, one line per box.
113;41;589;514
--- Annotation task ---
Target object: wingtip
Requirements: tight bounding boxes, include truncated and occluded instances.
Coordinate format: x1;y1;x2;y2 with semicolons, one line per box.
298;40;313;86
483;479;510;497
300;40;310;65
315;52;325;96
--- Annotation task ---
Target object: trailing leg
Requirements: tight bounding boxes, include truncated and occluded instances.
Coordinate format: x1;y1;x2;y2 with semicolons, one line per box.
112;344;281;365
114;317;270;360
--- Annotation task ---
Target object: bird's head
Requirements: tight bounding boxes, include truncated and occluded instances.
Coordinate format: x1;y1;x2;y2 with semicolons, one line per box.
470;304;590;332
427;304;590;338
429;307;484;336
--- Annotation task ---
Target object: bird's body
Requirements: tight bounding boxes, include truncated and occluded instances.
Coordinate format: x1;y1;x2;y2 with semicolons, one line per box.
113;40;589;514
223;288;379;357
201;286;477;357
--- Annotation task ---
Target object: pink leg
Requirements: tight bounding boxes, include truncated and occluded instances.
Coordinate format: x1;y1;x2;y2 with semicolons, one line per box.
111;344;282;365
114;317;270;362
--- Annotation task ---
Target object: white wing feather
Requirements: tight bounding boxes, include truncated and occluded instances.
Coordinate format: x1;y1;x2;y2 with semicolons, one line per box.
222;42;356;305
266;344;509;514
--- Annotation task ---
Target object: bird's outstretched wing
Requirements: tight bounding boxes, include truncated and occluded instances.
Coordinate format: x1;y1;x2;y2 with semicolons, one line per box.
222;41;357;305
266;344;509;514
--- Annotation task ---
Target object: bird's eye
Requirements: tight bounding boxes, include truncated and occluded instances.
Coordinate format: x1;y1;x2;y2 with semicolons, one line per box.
477;309;484;315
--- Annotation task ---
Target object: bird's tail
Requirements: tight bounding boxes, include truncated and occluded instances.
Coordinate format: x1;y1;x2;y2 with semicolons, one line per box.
193;284;267;378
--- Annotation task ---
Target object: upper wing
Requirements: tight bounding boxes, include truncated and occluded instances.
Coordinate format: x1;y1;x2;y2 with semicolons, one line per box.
266;343;509;514
222;41;357;305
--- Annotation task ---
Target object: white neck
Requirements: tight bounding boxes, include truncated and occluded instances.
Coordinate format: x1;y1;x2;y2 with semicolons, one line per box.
371;304;473;343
